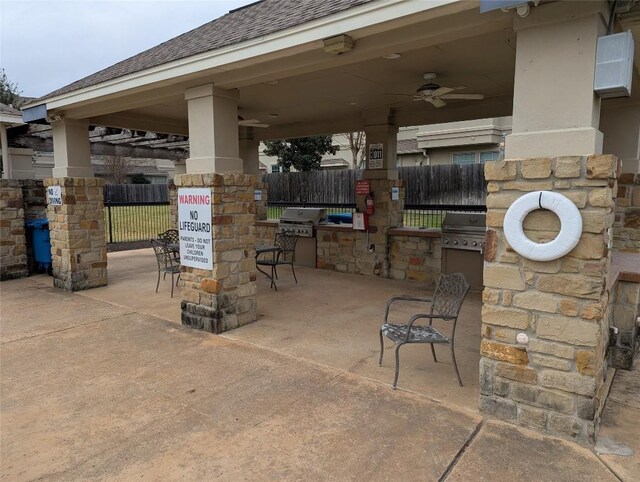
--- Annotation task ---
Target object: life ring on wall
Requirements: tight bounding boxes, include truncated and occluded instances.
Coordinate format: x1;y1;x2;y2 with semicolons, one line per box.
503;191;582;262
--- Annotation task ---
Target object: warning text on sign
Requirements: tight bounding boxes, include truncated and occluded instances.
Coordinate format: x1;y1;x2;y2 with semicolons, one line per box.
178;188;213;270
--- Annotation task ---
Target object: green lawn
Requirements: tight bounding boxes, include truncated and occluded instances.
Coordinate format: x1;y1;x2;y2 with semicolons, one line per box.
105;205;172;243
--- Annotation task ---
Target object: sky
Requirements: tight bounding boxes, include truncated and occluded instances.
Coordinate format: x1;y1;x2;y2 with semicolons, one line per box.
1;0;255;98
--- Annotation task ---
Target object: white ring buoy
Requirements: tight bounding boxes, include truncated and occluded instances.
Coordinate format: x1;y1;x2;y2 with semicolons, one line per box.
503;191;582;262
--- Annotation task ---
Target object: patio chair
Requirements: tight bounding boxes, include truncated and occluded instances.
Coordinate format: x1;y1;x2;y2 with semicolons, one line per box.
256;233;298;290
158;229;180;262
378;272;470;388
151;239;181;298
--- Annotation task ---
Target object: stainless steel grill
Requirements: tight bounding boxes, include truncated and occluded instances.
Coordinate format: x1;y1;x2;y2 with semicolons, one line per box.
441;212;486;292
441;212;486;253
277;207;327;238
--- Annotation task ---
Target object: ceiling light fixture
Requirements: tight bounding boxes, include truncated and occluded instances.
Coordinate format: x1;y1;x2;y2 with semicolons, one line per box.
382;53;401;59
262;80;279;85
346;101;358;106
267;113;280;118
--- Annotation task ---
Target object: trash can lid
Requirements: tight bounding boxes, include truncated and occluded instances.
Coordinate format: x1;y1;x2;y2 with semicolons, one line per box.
25;218;49;229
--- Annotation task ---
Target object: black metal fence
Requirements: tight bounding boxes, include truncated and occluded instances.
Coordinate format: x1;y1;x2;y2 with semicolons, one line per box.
403;204;487;228
267;202;356;220
104;201;171;243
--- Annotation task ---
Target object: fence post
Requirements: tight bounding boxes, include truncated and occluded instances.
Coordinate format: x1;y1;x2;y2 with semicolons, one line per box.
107;203;113;244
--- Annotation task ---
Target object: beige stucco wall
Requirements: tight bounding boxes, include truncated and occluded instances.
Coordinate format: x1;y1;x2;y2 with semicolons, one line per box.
601;104;640;174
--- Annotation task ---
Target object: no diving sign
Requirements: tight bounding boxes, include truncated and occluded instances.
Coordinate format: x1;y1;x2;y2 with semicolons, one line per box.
47;186;62;206
178;188;213;270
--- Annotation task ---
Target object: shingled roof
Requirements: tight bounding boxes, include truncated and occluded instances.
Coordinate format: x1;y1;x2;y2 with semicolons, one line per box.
40;0;372;101
0;102;22;116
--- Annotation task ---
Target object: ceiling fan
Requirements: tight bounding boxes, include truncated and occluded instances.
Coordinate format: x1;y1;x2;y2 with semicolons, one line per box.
238;116;269;128
389;73;484;108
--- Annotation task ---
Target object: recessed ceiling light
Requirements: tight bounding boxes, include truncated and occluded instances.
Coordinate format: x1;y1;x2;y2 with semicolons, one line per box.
346;101;358;106
382;53;401;59
262;80;279;85
267;113;279;118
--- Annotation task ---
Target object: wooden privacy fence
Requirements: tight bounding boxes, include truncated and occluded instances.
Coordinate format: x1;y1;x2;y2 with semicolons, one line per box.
262;169;363;204
263;163;486;205
104;184;169;203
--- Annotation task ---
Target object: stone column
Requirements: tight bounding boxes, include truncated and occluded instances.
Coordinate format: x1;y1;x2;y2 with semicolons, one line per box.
480;155;618;443
168;180;178;230
356;113;404;277
505;2;606;158
0;180;28;280
45;177;107;291
177;173;257;333
613;172;640;252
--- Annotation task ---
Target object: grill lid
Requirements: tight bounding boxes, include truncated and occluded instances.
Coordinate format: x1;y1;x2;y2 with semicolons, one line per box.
279;207;327;225
442;212;486;234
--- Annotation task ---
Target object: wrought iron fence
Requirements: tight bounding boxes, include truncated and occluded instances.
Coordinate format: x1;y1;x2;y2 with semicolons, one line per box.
266;202;357;220
104;201;171;243
403;204;487;229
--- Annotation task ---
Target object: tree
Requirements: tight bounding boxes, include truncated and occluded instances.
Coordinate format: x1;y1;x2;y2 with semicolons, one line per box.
263;136;338;172
131;173;151;184
345;132;366;169
0;69;22;107
103;155;134;184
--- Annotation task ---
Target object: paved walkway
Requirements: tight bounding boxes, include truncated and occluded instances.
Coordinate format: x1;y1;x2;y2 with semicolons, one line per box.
0;276;621;481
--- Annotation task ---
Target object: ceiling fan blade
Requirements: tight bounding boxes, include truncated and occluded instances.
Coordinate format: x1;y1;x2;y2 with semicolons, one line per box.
438;93;485;100
431;86;456;97
252;123;270;128
238;119;262;126
413;95;425;101
426;97;447;108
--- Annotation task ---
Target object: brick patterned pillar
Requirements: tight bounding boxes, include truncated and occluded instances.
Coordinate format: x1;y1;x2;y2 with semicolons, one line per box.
45;178;107;291
354;179;404;277
177;173;257;333
0;180;28;280
480;155;618;443
254;180;268;221
168;180;178;230
613;172;640;253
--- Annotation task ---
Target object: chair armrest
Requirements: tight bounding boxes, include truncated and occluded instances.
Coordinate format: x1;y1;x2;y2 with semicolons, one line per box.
403;313;455;342
384;295;433;323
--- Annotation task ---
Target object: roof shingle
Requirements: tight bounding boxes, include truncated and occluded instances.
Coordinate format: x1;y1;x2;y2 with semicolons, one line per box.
39;0;372;102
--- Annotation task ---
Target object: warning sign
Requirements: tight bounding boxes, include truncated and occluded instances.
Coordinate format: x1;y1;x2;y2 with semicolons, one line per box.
355;180;370;195
178;188;213;270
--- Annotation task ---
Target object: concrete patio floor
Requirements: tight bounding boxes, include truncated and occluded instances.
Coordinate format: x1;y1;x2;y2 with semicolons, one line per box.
70;248;484;412
1;267;621;481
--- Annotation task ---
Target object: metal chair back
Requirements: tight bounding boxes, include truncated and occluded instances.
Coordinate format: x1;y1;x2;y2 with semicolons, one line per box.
158;229;179;244
431;273;470;319
275;233;298;261
151;239;177;272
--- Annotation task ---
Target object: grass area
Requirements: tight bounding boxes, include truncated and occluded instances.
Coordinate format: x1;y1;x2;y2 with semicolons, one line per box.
105;205;172;243
104;204;444;244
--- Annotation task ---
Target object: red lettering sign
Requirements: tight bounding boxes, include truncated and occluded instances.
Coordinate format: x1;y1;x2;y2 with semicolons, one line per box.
355;180;370;195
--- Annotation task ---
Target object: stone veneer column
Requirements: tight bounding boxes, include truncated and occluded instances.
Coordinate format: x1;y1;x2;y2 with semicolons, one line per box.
168;180;178;230
354;180;404;277
177;173;257;333
44;178;107;291
0;180;28;280
480;155;618;443
254;181;268;221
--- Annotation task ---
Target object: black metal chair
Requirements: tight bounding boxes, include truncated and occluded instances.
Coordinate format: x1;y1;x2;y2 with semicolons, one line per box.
151;239;181;298
256;233;298;291
158;229;180;261
378;272;470;388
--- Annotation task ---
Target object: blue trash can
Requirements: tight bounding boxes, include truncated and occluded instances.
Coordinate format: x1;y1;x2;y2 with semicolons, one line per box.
25;219;52;274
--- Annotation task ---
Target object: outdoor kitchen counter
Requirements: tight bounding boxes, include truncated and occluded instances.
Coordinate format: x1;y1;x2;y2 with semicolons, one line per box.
316;224;354;232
